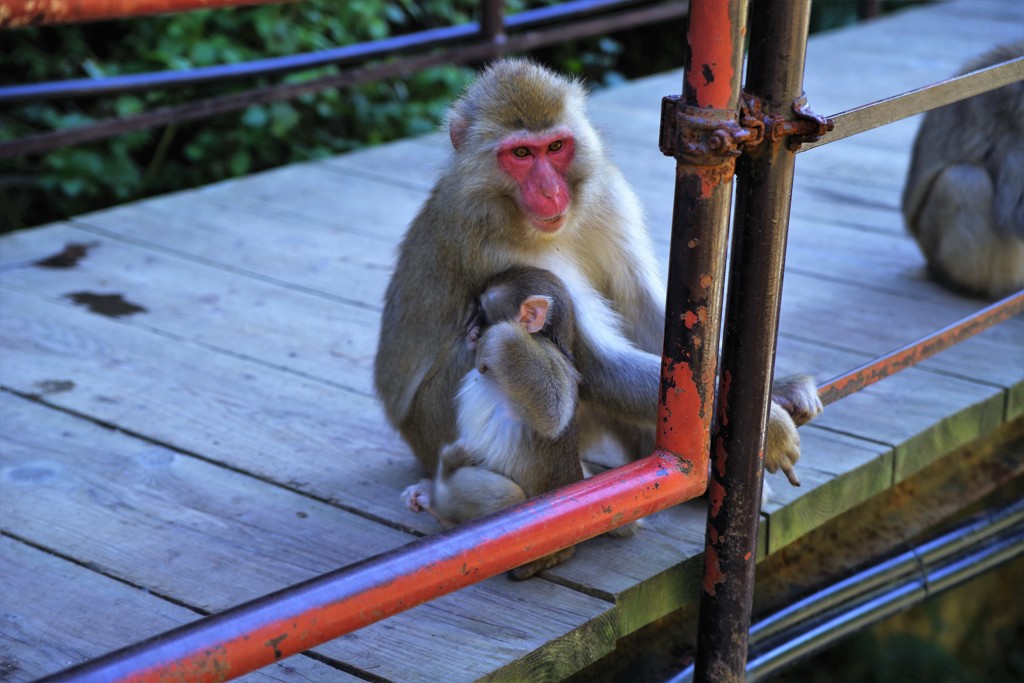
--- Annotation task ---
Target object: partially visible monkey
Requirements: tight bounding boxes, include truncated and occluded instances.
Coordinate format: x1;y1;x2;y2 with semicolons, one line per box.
402;267;584;579
903;41;1024;298
376;59;821;519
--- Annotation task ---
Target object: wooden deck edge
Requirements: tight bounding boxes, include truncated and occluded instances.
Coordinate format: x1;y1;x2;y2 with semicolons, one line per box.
561;416;1024;683
552;385;1024;679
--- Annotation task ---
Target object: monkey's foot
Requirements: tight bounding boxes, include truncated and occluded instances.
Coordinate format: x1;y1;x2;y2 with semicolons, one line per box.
765;403;802;488
773;374;823;427
401;480;433;514
605;519;643;538
508;546;576;580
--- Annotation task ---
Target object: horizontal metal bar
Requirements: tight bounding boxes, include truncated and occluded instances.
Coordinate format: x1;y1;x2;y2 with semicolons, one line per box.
39;450;704;683
817;289;1024;407
0;0;291;28
0;23;478;104
0;0;665;103
0;1;688;159
801;56;1024;151
667;499;1024;683
746;511;1023;681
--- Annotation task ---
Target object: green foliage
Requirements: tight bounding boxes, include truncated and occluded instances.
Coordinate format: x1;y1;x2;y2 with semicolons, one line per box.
0;1;480;230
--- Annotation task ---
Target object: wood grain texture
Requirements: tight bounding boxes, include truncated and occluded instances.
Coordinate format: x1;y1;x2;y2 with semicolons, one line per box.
0;540;359;683
0;392;616;683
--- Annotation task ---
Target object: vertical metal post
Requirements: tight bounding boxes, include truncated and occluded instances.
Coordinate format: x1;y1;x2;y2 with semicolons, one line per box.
480;0;506;48
694;0;814;680
656;0;748;483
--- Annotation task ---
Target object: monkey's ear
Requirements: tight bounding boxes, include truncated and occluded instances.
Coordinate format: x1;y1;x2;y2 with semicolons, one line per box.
519;295;552;334
449;113;468;151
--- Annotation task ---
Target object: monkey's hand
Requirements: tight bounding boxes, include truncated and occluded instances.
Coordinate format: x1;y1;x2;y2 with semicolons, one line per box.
772;374;823;426
765;403;801;487
401;479;434;514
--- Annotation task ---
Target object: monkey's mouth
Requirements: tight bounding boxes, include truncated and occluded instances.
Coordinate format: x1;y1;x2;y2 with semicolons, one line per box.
533;213;567;233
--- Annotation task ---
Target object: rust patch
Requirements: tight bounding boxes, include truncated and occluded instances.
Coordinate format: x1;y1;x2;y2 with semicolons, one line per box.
703;545;724;596
65;292;147;318
34;242;98;269
715;436;728;479
265;634;287;661
701;63;715;86
696;158;736;198
708;478;726;518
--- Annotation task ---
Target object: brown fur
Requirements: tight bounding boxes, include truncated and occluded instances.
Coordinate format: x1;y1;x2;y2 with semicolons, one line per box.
903;41;1024;298
376;58;820;505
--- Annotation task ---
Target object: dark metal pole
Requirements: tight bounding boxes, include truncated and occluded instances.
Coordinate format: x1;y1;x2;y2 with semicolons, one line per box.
480;0;507;47
656;0;748;485
694;0;814;680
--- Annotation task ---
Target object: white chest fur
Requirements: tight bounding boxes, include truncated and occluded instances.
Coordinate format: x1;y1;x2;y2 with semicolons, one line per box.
454;369;532;476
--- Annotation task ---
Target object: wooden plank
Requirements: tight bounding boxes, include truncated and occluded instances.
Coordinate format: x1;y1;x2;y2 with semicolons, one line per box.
71;192;398;310
0;536;356;683
774;334;1008;483
0;280;716;651
201;159;428;242
320;134;448;192
0;222;381;397
0;391;618;683
542;500;713;637
0;285;426;530
0;242;757;656
760;428;893;554
778;271;1024;388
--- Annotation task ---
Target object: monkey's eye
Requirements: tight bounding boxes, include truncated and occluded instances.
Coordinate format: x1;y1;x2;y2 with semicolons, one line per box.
512;146;531;158
548;140;564;153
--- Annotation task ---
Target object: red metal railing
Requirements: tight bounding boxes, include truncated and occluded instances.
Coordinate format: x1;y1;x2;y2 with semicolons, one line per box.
39;457;703;683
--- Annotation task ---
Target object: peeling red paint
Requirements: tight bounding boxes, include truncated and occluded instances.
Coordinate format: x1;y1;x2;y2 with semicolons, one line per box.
695;157;737;198
718;369;731;428
657;355;708;458
708;478;726;518
703;545;724;596
714;437;727;478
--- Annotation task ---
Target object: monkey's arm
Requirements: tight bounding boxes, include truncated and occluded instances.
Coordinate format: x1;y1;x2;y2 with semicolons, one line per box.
477;322;581;439
574;336;660;427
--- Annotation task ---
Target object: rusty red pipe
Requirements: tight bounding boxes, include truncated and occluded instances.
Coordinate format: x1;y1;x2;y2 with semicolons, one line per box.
39;451;703;683
818;289;1024;407
656;0;747;462
0;0;294;27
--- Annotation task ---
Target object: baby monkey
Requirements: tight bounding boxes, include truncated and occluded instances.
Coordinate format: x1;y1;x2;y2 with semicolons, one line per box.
402;266;584;579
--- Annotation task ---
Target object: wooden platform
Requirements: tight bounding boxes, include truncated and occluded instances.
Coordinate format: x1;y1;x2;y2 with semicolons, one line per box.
2;1;1022;680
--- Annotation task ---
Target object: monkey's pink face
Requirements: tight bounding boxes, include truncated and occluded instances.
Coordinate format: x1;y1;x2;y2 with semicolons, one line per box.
496;129;575;233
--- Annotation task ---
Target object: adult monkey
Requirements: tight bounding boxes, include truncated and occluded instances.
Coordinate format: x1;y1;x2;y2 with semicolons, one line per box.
375;59;820;487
